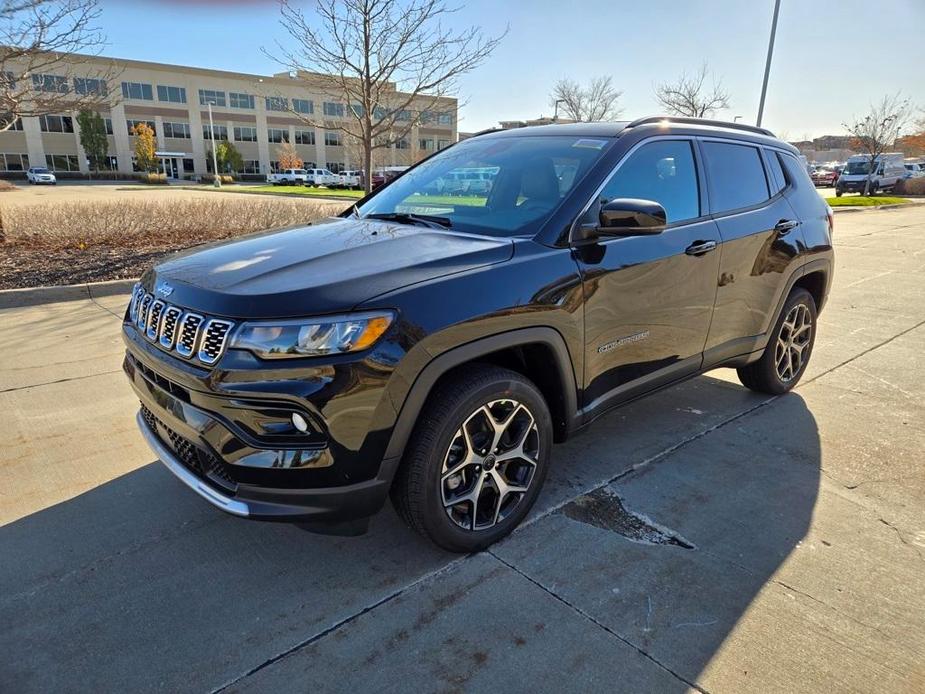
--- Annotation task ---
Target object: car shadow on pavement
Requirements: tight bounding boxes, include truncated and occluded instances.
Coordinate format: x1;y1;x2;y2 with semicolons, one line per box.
0;376;820;692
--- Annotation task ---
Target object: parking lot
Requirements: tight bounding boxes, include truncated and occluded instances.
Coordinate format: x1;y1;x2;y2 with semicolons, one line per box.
1;205;924;692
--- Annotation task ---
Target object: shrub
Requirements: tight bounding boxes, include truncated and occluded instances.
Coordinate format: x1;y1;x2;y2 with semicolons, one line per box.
0;179;19;192
894;178;925;195
143;172;168;185
200;173;237;184
1;196;340;250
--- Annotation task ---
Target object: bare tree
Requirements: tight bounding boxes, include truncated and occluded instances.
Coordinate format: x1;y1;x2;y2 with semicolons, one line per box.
654;62;730;118
268;0;504;193
843;93;913;195
0;0;116;131
550;76;623;122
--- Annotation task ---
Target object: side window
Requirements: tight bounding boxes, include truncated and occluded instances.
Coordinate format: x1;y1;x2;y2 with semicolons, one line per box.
764;149;786;194
702;141;770;213
778;152;810;189
595;140;700;224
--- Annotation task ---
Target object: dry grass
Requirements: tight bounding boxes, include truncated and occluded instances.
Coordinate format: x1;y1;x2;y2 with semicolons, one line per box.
1;196;339;250
0;180;19;192
894;178;925;195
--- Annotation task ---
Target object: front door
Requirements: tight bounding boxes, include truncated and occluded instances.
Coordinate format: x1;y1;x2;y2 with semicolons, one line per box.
577;138;720;414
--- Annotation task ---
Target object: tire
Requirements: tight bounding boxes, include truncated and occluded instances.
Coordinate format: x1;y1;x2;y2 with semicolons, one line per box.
835;188;843;197
391;365;553;553
737;287;817;394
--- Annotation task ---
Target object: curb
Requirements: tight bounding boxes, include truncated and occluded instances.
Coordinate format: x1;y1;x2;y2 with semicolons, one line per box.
831;203;913;214
0;277;136;310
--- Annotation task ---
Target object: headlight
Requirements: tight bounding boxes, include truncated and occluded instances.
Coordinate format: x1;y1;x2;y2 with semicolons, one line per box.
231;311;395;359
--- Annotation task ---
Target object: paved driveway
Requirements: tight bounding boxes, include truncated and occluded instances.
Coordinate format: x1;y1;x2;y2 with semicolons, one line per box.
1;207;923;693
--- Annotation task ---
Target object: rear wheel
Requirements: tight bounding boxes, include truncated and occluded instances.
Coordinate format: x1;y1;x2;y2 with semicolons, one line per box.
737;288;816;394
391;365;552;553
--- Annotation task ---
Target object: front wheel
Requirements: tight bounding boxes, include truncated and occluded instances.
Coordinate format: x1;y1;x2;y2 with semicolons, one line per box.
391;365;553;553
737;287;817;394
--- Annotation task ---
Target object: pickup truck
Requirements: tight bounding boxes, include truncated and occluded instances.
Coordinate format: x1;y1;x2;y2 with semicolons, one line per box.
305;168;339;187
336;170;363;189
266;169;309;186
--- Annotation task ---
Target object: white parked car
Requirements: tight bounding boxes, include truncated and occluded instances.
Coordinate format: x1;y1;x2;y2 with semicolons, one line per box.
266;168;309;186
336;170;362;189
27;167;56;185
305;168;338;187
903;161;925;179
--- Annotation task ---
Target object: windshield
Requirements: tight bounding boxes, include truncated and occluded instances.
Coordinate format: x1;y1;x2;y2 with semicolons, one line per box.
845;161;873;175
33;168;49;173
357;135;612;237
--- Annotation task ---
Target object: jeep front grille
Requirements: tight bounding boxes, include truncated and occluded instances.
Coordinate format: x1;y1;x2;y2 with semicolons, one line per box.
129;283;235;366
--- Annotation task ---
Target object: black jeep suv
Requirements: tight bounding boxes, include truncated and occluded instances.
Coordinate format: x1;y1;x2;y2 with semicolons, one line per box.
123;117;833;552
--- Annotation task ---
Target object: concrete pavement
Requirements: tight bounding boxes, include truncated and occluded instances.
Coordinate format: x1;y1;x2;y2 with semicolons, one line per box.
1;206;924;692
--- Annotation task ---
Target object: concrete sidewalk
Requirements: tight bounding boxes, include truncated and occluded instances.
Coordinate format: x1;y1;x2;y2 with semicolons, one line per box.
1;207;924;693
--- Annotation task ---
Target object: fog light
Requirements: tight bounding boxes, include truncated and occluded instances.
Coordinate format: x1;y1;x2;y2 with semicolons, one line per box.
291;413;309;433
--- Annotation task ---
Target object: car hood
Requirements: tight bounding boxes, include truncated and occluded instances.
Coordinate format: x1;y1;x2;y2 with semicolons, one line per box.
141;217;514;318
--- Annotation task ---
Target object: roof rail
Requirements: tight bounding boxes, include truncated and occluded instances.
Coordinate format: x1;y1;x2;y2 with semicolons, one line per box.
626;116;775;138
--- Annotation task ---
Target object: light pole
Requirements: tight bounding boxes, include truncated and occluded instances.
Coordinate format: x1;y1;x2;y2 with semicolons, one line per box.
207;101;221;188
756;0;782;128
553;99;566;122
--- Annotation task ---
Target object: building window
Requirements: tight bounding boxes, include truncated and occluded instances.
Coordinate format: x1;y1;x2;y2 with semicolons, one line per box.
32;74;69;93
419;138;434;151
198;89;226;107
267;128;288;143
127;119;155;135
351;104;364;117
324;131;342;146
265;96;289;112
121;81;153;101
103;118;113;135
294;129;315;145
373;106;387;120
163;122;191;139
45;154;80;171
2;71;15;89
269;160;280;173
102;155;118;171
438;139;451;150
157;85;187;104
395;138;410;150
203;124;228;141
39;115;74;133
73;77;108;96
323;102;344;117
183;158;195;173
2;116;23;131
327;162;344;173
396;110;411;122
293;99;313;115
233;126;257;142
241;159;261;174
437;112;453;126
229;92;254;109
0;153;29;171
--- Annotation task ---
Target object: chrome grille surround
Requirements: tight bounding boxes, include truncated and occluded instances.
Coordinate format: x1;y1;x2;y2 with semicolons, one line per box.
198;319;234;365
127;288;234;366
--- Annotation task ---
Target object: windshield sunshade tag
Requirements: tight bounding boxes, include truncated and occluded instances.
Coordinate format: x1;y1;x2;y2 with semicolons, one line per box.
572;139;607;150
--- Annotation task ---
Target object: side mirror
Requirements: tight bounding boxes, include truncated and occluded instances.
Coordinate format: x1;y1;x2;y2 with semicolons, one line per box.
596;198;667;236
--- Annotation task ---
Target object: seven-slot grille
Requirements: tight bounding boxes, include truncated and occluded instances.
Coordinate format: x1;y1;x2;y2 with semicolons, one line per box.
129;283;235;366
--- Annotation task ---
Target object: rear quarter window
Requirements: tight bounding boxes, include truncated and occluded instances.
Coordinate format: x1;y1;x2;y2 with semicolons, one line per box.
702;141;770;213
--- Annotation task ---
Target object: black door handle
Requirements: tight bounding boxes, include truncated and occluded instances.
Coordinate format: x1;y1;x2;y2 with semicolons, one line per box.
685;240;717;256
775;219;801;234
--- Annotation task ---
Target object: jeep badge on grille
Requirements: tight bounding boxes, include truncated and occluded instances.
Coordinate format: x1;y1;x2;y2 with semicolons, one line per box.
155;281;174;297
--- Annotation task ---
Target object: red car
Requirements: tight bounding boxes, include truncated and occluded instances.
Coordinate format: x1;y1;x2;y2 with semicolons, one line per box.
811;167;839;187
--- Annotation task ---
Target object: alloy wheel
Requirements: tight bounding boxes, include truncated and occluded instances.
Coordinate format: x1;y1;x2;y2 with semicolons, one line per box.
775;304;812;382
440;399;540;531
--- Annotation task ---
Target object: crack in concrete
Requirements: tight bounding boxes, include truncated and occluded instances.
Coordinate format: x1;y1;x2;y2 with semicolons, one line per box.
209;556;470;694
488;550;710;694
878;518;925;563
0;368;123;393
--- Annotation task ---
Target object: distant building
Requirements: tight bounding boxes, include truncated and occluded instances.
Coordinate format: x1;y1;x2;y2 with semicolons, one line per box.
0;53;457;178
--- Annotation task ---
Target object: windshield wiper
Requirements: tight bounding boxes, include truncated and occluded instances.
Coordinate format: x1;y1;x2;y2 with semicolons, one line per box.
363;212;452;229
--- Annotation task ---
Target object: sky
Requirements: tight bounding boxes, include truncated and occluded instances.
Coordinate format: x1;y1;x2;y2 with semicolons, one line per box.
98;0;925;140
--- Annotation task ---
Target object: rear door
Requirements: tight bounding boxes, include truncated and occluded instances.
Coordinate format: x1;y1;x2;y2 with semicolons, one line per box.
576;137;721;412
701;139;805;364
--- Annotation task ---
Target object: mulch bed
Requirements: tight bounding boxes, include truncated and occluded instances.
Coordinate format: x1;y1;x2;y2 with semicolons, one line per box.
0;244;197;290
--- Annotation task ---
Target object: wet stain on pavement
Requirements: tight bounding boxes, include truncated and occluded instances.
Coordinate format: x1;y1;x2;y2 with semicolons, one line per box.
561;488;696;549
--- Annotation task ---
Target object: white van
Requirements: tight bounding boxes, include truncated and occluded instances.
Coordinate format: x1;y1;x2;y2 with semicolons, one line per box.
835;152;906;196
903;160;925;179
305;168;338;187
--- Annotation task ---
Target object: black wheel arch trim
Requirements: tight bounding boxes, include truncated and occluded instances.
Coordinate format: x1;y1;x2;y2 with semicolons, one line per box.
383;327;580;462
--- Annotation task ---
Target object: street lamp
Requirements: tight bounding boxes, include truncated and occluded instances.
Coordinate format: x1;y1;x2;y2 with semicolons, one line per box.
756;0;782;127
553;99;566;122
207;101;221;188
